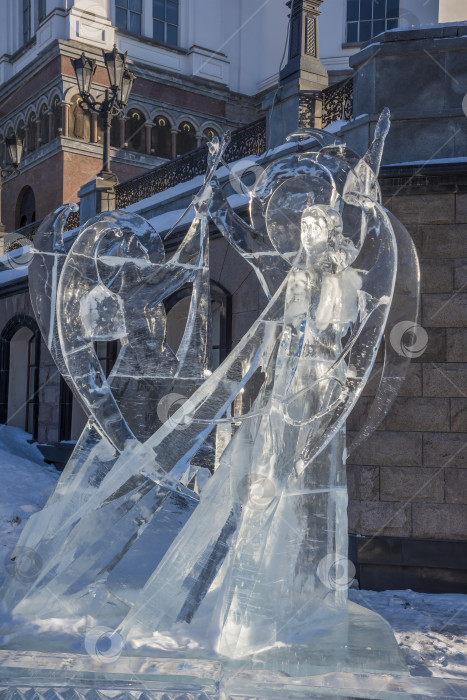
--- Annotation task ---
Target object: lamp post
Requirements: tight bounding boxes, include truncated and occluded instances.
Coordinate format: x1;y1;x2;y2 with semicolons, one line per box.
72;45;136;179
0;135;24;233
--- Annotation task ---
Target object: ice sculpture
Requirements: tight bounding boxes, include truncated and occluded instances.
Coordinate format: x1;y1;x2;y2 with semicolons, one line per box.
1;111;420;675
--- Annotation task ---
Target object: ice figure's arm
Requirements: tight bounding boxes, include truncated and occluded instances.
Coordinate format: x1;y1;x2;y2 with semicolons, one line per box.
348;210;420;456
208;179;289;299
295;199;398;469
364;107;391;176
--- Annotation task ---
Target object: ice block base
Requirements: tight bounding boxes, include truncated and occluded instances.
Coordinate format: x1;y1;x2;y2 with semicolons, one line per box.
1;603;464;699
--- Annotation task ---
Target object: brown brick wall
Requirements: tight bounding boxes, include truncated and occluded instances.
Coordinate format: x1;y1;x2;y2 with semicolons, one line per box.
348;192;467;542
2;153;64;231
61;151;146;206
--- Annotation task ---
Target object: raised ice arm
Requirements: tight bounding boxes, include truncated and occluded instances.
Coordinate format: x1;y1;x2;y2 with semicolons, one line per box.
209;179;290;298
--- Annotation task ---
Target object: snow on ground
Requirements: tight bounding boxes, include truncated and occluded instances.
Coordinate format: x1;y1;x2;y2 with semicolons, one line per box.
0;425;465;679
0;426;59;588
350;588;467;680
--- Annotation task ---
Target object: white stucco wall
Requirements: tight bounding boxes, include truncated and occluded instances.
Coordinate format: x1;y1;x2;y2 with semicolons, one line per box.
438;0;467;22
0;0;288;96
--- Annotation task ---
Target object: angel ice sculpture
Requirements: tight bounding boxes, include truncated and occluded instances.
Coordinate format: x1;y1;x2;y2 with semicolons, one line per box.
1;110;419;670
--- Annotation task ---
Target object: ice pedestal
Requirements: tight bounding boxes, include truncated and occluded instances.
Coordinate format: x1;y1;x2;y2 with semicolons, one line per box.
2;602;466;698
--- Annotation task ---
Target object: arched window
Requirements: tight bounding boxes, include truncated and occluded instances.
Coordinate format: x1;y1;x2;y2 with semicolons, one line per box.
16;186;36;229
165;282;231;370
110;116;122;148
52;96;62;138
203;127;218;143
17;121;26;143
0;315;40;440
151;116;171;159
125;109;146;153
39;105;49;146
176;121;197;157
27;113;37;152
59;341;119;441
69;95;91;141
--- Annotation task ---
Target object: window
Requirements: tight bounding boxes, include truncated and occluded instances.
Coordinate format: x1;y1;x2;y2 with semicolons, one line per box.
346;0;399;44
17;121;26;144
23;0;31;44
153;0;179;46
116;0;142;35
176;121;196;157
17;186;36;229
52;96;62;138
27;113;37;152
39;105;49;146
110;116;122;148
25;335;38;434
165;283;230;371
203;127;218;143
94;341;119;378
125;109;146;153
2;321;39;440
60;341;118;441
152;116;172;159
38;0;46;23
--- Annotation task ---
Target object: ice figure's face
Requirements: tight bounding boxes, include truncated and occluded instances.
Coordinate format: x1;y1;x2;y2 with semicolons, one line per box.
301;204;357;272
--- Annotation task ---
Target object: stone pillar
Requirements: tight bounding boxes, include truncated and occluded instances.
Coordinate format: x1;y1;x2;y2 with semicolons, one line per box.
78;175;118;224
48;110;54;141
171;128;178;159
91;113;98;143
196;134;202;148
24;126;30;154
120;116;126;148
145;123;152;155
36;118;41;146
264;0;328;148
62;103;69;137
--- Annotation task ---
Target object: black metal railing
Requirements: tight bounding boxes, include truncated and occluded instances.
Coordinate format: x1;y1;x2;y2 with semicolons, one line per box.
321;78;354;128
7;87;352;244
7;206;80;243
63;208;80;231
115;118;267;210
9;219;44;243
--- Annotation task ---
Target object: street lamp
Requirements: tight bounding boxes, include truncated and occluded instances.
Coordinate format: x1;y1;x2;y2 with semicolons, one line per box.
72;46;136;179
0;134;24;233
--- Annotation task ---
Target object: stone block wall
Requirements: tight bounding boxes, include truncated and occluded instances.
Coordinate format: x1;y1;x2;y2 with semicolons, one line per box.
348;188;467;544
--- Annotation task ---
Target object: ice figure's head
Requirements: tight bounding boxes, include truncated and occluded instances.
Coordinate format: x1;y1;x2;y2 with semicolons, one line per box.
301;204;358;271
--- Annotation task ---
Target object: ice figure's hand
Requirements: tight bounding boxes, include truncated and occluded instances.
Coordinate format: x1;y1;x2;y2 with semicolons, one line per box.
193;184;213;217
